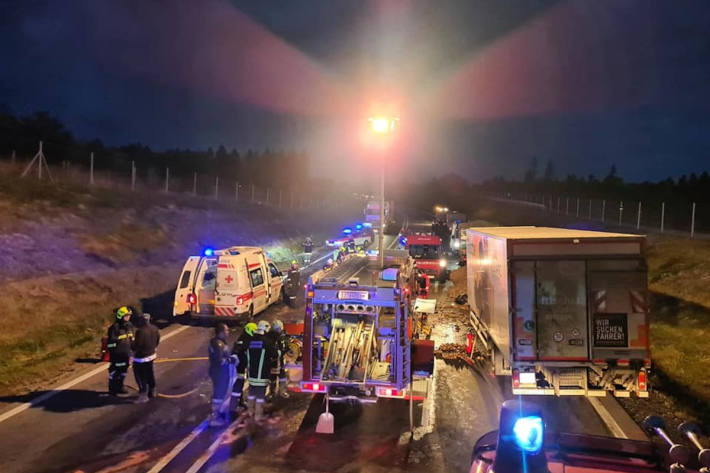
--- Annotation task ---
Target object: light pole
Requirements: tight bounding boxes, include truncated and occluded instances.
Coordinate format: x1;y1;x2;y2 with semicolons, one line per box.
369;116;398;269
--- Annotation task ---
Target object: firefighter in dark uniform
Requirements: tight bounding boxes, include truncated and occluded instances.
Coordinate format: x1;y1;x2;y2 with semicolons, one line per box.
267;319;290;399
230;322;257;414
208;323;236;427
107;306;135;395
246;320;278;421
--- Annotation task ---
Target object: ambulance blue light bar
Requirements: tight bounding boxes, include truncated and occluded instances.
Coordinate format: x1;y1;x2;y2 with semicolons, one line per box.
355;223;363;230
343;227;352;234
203;247;214;257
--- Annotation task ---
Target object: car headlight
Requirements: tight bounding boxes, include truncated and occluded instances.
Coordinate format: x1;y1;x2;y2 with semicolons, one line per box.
439;259;447;268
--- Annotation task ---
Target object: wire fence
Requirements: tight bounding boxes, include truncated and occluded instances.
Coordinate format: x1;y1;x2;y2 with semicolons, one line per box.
494;191;710;239
1;148;354;212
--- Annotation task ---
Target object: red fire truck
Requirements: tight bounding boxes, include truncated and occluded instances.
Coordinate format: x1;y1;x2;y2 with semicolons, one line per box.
402;233;447;281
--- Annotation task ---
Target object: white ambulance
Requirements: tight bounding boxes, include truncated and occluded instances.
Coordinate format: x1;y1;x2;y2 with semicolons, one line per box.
173;246;286;321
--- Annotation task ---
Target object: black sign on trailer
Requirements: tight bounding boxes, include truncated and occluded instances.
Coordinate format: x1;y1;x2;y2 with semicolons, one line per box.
593;313;628;347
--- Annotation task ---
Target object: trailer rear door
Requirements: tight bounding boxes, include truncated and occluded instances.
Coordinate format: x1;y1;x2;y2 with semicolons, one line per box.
535;260;589;361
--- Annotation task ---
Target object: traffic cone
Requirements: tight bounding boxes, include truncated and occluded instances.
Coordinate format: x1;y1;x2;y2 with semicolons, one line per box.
315;394;334;434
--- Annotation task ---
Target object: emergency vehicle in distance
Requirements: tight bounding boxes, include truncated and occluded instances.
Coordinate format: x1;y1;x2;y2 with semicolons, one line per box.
326;224;374;248
173;246;286;321
364;199;395;233
467;227;650;397
471;400;709;473
289;252;434;420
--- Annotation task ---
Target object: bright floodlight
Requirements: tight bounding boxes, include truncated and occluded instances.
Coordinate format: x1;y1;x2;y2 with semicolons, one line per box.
513;416;544;453
369;116;396;134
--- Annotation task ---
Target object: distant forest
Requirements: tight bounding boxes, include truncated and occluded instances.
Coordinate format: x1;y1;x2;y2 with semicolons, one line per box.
0;110;310;189
480;157;710;206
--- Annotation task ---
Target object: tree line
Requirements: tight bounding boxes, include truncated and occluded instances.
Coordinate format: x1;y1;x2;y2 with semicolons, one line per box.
0;109;310;189
482;157;710;206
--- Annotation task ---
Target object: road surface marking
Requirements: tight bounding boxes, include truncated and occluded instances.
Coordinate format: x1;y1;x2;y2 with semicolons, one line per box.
299;250;332;272
146;419;210;473
0;325;190;424
587;397;629;439
184;418;243;473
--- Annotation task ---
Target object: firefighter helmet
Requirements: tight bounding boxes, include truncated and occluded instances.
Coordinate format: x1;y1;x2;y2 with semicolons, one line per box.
272;319;284;333
116;306;133;320
257;320;271;334
244;322;258;336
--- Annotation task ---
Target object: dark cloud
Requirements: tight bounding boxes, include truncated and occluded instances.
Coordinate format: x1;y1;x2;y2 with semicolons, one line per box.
0;0;709;181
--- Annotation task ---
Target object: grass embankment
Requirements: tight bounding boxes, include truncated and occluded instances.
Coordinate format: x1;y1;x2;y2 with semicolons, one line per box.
645;238;710;418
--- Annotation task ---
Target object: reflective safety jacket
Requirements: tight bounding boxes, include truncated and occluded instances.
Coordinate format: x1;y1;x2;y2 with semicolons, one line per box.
107;321;135;359
246;334;277;387
232;331;254;372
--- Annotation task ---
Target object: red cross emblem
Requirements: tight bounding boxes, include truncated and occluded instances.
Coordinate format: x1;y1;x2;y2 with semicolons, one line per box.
225;275;233;284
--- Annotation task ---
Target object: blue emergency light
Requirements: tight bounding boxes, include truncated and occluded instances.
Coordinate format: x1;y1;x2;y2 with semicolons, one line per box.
343;227;352;234
203;247;214;257
493;400;547;473
363;222;373;228
355;223;363;230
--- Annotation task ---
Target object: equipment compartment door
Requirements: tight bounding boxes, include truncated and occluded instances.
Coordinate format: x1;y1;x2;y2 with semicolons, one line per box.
535;260;589;361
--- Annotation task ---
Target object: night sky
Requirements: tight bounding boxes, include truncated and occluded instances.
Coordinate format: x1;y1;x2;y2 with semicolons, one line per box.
1;0;709;182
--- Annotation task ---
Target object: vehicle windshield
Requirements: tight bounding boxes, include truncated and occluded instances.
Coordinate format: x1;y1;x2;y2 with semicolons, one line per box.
408;244;440;259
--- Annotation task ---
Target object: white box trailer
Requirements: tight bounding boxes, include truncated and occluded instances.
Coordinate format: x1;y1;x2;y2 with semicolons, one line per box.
466;227;650;397
173;246;285;321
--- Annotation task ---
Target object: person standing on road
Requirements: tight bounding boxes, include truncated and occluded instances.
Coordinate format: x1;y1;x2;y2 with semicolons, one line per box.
246;320;278;421
267;319;290;399
230;322;257;415
303;237;313;265
208;323;236;427
131;313;160;403
107;306;135;396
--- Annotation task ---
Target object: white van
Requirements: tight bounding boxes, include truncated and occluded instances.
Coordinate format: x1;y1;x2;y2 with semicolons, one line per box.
173;246;286;321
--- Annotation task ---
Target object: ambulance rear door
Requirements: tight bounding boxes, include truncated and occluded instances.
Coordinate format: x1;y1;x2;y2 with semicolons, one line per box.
195;257;218;314
174;256;201;316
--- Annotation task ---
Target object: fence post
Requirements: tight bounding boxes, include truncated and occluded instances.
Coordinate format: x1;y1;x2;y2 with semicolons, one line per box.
636;202;642;229
131;161;136;191
214;176;219;200
164;167;169;192
557;196;561;213
290;190;295;209
691;202;696;238
235;181;239;201
601;200;606;223
618;201;624;225
251;184;255;203
193;172;197;196
11;149;16;164
660;202;665;233
588;199;592;220
576;197;580;217
565;197;569;215
266;188;271;205
90;152;94;186
279;189;283;208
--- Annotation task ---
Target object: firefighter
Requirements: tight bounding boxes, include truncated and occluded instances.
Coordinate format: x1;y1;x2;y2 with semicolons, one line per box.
230;322;257;414
337;246;346;263
347;239;356;253
303;237;313;264
208;323;236;427
267;319;290;399
417;271;429;297
246;320;278;421
107;306;135;396
131;312;160;403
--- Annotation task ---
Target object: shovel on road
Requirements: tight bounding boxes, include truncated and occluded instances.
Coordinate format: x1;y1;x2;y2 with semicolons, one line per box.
316;394;334;434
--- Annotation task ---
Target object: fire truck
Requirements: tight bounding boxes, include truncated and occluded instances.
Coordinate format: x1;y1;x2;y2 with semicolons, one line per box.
402;232;448;281
290;252;435;423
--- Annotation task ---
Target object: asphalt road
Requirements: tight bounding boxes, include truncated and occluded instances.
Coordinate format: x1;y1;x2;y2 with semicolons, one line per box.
0;228;643;473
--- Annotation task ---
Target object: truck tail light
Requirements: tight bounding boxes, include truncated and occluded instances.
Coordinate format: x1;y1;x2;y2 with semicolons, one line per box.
638;369;647;391
617;359;630;367
187;293;196;305
300;382;327;393
237;296;243;305
512;369;520;389
376;387;404;398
